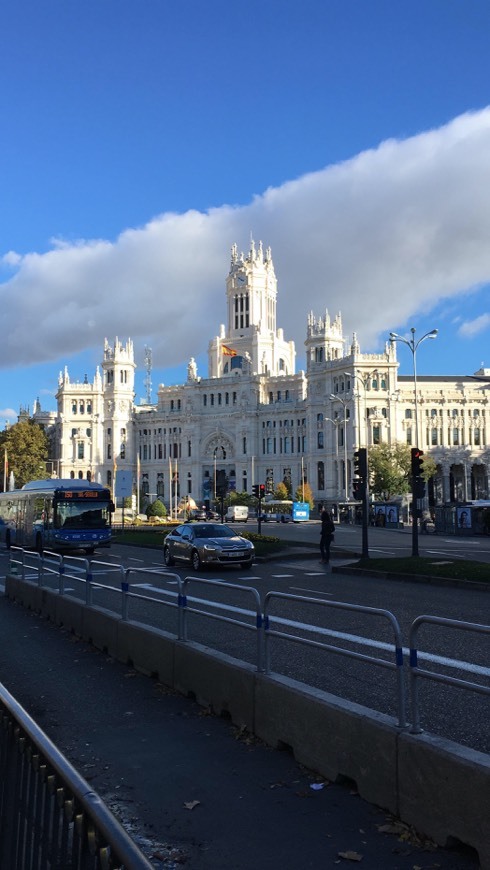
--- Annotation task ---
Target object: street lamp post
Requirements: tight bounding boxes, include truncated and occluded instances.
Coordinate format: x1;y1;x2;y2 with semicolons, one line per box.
343;369;378;449
389;327;438;556
389;328;438;447
330;395;349;504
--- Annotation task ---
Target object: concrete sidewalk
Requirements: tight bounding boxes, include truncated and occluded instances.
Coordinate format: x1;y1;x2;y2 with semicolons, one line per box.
0;593;479;870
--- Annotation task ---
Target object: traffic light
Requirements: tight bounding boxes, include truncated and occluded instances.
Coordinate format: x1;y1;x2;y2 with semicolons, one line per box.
411;448;424;478
216;469;228;498
352;478;363;500
252;484;260;498
411;448;425;500
353;448;367;483
413;477;426;499
259;484;266;499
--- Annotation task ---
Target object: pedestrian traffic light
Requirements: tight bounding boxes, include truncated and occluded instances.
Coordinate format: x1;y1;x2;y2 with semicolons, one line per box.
352;478;363;500
353;448;367;483
413;477;426;499
216;469;228;498
411;448;424;478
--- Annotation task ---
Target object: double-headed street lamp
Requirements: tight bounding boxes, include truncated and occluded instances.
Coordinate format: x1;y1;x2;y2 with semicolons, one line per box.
343;369;378;449
389;328;438;448
389;327;438;557
329;395;349;501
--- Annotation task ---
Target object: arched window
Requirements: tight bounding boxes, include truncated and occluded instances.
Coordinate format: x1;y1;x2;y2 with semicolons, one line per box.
317;431;324;449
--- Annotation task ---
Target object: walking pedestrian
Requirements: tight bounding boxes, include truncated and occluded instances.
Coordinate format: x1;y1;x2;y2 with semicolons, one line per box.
320;508;335;564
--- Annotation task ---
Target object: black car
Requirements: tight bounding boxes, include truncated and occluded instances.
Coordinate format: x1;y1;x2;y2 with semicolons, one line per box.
189;507;207;521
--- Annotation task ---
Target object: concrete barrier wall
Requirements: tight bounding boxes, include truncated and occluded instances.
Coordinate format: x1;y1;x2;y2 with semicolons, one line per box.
5;574;489;869
254;673;399;812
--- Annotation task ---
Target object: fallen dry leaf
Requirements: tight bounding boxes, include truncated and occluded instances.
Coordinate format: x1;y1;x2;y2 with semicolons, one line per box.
183;800;200;810
338;850;363;861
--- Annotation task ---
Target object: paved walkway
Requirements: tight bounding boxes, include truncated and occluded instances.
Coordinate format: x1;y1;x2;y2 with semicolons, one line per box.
0;591;479;870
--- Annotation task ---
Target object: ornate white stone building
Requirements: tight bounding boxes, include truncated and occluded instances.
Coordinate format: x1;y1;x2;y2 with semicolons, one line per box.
33;241;490;510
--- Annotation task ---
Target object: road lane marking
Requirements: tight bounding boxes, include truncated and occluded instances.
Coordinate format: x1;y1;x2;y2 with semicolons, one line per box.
123;590;489;679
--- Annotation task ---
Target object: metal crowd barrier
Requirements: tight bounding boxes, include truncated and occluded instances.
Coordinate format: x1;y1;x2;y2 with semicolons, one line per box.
180;575;264;670
409;614;490;734
0;681;153;869
263;591;407;728
6;548;490;737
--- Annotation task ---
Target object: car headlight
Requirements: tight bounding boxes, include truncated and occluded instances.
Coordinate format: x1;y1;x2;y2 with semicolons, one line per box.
203;544;220;553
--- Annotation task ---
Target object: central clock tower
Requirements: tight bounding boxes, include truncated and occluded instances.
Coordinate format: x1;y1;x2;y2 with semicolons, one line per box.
208;239;296;378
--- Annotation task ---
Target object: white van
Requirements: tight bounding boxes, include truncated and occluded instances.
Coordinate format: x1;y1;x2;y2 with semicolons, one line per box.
226;505;249;523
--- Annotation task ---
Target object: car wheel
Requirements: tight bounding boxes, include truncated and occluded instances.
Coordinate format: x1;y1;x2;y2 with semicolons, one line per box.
191;549;201;571
163;546;175;567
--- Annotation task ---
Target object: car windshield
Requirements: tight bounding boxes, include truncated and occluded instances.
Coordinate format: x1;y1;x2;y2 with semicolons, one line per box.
193;524;236;538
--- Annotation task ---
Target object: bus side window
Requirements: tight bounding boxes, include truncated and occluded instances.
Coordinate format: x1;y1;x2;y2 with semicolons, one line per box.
33;497;46;526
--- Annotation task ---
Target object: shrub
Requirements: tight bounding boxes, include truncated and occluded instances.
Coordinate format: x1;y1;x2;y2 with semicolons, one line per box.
146;500;167;519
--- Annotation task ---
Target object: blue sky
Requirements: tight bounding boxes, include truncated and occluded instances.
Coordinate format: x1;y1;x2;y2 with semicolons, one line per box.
1;0;490;423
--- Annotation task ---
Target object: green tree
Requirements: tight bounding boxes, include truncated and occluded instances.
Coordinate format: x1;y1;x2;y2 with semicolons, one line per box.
367;443;411;500
294;481;314;509
0;421;49;489
368;442;437;500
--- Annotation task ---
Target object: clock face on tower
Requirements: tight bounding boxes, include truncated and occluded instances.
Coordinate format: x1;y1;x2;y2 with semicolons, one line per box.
236;274;246;285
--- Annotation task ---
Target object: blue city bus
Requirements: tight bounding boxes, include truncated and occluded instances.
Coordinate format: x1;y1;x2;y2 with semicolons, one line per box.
0;479;115;554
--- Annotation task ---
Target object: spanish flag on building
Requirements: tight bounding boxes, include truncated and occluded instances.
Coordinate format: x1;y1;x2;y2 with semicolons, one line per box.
222;344;237;357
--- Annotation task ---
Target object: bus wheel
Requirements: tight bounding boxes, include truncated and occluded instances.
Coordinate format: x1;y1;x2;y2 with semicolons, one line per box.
85;547;95;555
35;533;43;555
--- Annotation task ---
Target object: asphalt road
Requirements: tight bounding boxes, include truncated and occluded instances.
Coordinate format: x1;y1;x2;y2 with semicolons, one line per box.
246;517;490;563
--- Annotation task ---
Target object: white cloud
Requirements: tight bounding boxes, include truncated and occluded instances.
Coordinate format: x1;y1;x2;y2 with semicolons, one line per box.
0;408;18;424
458;312;490;338
1;251;22;267
2;108;490;371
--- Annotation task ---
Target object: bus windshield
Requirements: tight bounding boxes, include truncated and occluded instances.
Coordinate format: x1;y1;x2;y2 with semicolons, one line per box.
54;500;111;529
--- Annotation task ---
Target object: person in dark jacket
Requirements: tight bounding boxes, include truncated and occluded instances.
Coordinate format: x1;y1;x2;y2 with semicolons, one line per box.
320;509;335;564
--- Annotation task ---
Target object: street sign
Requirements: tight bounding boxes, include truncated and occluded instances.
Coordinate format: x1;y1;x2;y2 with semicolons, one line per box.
115;470;132;498
293;502;310;521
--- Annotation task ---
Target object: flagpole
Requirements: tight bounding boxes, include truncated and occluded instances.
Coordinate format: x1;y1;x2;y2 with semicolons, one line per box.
175;459;178;519
3;447;7;492
136;452;141;515
169;456;172;518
